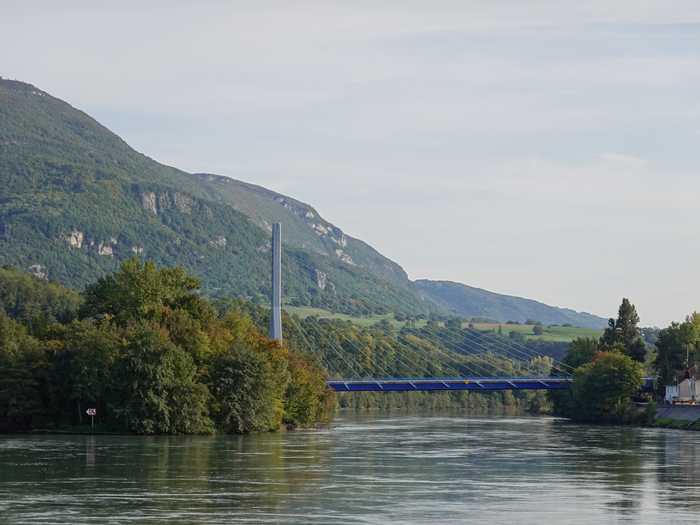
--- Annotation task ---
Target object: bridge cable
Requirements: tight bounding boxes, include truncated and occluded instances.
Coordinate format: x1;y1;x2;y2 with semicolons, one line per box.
424;327;539;375
423;326;569;378
291;313;487;379
282;313;333;370
463;327;575;375
470;328;576;374
392;330;492;378
316;320;444;379
412;326;530;377
416;324;570;376
300;316;404;379
286;314;371;379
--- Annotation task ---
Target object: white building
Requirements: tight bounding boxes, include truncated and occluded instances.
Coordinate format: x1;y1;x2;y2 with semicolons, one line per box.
665;378;699;404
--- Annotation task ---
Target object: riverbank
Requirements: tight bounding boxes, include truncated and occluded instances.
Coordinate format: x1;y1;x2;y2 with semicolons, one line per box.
654;405;700;431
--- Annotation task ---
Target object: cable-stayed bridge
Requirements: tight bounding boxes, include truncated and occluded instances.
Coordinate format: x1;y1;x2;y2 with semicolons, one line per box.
268;223;652;394
326;377;572;392
285;311;578;392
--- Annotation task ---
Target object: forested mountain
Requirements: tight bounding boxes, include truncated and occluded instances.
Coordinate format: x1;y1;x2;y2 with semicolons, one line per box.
0;77;605;327
0;78;430;317
416;280;607;329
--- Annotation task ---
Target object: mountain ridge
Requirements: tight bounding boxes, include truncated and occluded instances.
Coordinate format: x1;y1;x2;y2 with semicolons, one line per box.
0;76;607;328
415;279;606;329
0;77;431;317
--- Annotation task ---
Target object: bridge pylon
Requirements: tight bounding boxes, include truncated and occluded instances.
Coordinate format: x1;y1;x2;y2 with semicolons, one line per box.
269;222;283;342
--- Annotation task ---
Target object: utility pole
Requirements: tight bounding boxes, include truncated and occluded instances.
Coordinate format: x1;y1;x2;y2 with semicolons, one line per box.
269;223;283;342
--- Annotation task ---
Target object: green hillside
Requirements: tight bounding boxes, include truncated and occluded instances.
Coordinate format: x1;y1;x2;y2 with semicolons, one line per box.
0;78;433;317
415;280;607;329
286;306;600;342
192;174;410;286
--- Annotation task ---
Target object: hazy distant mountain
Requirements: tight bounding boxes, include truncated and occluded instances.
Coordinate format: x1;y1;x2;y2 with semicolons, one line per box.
415;280;607;329
0;76;606;327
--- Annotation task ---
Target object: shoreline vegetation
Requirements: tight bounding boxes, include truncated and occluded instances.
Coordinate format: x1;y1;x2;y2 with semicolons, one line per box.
1;262;698;434
0;261;556;435
0;260;334;435
550;298;700;431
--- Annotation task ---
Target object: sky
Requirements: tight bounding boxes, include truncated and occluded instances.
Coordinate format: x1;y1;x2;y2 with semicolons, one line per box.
3;1;700;326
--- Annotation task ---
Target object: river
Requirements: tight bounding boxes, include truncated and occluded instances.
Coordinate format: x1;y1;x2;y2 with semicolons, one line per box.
1;414;700;524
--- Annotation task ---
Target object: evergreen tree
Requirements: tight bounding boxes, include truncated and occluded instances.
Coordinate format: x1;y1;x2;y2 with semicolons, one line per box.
600;298;647;362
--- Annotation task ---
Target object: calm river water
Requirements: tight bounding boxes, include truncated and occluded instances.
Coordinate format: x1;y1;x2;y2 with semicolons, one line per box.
2;414;700;524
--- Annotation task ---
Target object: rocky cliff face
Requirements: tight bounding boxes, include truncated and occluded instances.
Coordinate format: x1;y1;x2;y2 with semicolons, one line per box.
140;190;194;215
192;173;410;285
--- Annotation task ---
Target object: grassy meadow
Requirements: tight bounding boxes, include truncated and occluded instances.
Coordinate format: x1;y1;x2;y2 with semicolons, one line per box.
285;307;601;342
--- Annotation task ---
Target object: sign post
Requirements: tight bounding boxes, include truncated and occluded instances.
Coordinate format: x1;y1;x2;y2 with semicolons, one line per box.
86;408;96;432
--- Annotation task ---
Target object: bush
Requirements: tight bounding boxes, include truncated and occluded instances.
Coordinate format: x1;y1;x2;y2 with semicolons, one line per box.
568;352;644;423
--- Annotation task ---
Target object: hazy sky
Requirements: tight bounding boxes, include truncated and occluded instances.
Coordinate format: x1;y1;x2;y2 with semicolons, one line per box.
3;1;700;326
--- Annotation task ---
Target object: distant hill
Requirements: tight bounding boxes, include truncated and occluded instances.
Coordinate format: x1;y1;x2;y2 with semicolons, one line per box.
415;280;607;329
0;77;607;328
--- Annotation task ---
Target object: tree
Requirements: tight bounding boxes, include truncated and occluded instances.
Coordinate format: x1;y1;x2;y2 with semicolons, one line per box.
110;323;213;435
550;337;600;415
654;315;700;388
47;320;120;425
209;340;287;433
570;352;644;423
532;324;544;336
563;337;599;369
284;349;334;428
0;312;46;430
81;258;209;327
0;266;81;336
601;298;647;362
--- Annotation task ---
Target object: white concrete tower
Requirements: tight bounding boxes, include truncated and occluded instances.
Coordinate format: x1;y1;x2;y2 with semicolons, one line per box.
269;223;283;342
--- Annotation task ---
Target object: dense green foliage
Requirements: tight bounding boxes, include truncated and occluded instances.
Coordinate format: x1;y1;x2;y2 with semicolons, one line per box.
654;313;700;388
551;337;644;423
569;352;644;422
0;266;81;334
562;337;599;369
0;261;334;434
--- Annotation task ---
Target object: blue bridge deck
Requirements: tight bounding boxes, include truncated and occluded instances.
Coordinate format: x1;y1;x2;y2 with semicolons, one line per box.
327;377;573;392
327;376;656;393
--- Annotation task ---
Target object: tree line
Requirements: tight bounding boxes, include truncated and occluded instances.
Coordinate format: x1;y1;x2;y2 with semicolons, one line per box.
551;297;700;424
0;262;565;432
0;261;334;434
7;260;684;432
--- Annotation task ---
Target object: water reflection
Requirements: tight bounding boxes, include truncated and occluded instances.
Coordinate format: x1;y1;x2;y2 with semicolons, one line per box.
2;416;700;524
654;430;700;513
